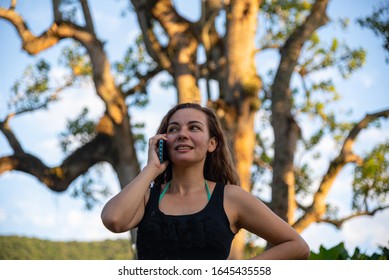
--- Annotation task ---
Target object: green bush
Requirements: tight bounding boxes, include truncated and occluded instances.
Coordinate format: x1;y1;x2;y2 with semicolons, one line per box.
309;242;389;260
0;236;134;260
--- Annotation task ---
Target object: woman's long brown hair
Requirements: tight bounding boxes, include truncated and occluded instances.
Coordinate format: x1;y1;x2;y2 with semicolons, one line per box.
154;103;240;186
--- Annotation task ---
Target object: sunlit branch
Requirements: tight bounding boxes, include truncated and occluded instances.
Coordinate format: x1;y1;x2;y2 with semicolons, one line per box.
293;108;389;232
10;0;17;9
256;43;281;52
253;157;273;171
196;0;222;51
131;0;172;71
122;66;163;98
0;133;113;192
0;118;24;154
320;205;389;229
296;202;309;212
0;7;95;55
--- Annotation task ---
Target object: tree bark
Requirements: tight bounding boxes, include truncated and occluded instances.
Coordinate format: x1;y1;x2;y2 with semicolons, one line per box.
133;0;201;103
221;0;262;259
271;0;329;224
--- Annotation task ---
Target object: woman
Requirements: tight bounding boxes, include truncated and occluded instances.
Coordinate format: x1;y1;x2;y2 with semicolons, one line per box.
101;103;310;260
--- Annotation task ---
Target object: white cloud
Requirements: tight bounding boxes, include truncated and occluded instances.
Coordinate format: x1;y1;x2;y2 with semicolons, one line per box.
354;125;389;153
302;223;344;253
30;213;57;228
66;210;83;227
342;210;389;254
360;73;374;88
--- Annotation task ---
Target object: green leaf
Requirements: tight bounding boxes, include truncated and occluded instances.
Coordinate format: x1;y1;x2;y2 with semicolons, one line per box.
309;242;350;260
352;142;389;211
58;107;97;154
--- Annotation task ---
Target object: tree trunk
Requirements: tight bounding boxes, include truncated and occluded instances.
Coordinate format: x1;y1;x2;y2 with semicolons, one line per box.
270;0;329;224
221;0;261;259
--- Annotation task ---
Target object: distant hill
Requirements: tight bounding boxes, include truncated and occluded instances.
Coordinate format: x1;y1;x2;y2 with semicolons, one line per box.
0;236;134;260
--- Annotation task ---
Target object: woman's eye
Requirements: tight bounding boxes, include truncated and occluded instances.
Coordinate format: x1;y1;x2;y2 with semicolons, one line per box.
190;126;200;131
167;127;177;133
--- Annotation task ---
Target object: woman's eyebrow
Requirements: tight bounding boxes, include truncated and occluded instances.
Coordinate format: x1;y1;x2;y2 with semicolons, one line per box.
188;120;204;126
168;120;204;126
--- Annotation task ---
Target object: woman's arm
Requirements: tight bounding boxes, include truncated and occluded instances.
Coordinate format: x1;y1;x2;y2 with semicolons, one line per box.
225;185;310;260
101;135;168;233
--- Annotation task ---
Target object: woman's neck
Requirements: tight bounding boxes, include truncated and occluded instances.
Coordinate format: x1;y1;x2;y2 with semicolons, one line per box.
170;165;205;195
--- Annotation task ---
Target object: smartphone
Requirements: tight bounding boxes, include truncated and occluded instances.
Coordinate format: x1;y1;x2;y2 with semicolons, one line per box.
158;139;169;163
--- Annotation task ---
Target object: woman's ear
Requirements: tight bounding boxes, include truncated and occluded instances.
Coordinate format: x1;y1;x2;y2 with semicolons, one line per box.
208;137;218;153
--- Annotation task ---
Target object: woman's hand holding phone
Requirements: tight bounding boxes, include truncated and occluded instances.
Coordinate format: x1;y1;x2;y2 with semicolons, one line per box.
146;135;169;175
158;139;169;163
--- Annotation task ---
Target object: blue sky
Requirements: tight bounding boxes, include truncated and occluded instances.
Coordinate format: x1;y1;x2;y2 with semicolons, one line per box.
0;0;388;256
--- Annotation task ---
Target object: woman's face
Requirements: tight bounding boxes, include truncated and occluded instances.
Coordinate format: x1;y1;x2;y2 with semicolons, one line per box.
166;108;217;166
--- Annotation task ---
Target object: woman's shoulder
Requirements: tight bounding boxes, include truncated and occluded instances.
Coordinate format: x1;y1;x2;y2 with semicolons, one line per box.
224;183;262;208
223;183;250;203
224;183;246;194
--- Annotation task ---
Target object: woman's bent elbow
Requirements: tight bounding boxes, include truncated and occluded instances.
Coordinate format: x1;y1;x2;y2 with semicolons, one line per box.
101;211;127;233
299;239;311;259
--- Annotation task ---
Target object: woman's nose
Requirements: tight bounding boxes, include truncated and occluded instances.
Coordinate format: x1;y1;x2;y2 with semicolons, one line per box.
177;127;189;139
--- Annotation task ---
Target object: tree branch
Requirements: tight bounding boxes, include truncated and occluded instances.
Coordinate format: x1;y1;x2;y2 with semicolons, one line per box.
52;0;62;22
10;0;17;9
0;7;95;55
274;0;329;93
122;66;163;97
293;108;389;232
195;0;222;51
320;205;389;229
130;0;172;71
0;133;113;192
0;117;24;154
195;0;224;101
10;78;72;117
80;0;96;35
270;0;329;224
143;0;200;102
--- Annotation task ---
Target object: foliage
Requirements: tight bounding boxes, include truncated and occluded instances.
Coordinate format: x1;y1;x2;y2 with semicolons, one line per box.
352;141;389;211
59;108;97;154
260;0;312;48
69;165;112;210
0;236;134;260
58;108;110;210
309;242;389;260
8;60;57;113
114;34;156;98
357;2;389;62
60;42;93;78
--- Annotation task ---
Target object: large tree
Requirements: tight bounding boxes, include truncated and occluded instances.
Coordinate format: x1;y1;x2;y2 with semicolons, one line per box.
1;0;388;259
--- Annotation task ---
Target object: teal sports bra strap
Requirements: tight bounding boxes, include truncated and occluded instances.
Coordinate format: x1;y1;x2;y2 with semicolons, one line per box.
159;180;211;202
205;180;211;201
159;181;171;202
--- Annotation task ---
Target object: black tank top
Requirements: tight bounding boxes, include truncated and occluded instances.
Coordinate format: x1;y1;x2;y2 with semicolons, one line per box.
136;182;235;260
